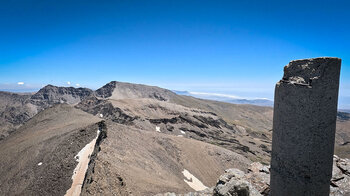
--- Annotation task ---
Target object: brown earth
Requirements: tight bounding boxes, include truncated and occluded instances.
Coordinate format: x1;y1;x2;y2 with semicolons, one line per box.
0;104;102;196
82;122;250;196
334;112;350;158
77;96;272;164
0;81;349;196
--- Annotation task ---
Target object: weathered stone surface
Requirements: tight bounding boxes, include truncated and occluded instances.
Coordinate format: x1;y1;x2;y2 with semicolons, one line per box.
157;156;350;196
270;57;342;196
330;155;350;196
156;162;269;196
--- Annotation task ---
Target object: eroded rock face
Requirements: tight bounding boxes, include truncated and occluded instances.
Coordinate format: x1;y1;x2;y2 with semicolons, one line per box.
0;92;34;139
213;163;270;196
75;95;271;163
0;85;94;140
30;85;93;108
271;57;342;196
330;155;350;196
75;96;137;125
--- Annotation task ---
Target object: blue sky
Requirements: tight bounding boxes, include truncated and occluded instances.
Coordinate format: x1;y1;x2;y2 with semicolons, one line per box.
1;0;350;108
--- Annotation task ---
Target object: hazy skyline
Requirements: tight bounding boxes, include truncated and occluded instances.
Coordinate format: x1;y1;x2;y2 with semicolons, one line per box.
1;0;349;108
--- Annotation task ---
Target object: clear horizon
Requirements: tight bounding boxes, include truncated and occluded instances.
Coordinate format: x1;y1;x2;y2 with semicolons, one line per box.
1;0;349;109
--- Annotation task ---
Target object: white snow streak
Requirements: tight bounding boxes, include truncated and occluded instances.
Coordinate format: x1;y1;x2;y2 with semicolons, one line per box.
65;130;100;196
182;169;208;191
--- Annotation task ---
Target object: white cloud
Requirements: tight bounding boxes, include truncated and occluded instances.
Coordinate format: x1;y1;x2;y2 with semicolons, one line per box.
17;82;24;85
187;91;273;102
189;91;241;99
76;84;80;87
67;81;71;85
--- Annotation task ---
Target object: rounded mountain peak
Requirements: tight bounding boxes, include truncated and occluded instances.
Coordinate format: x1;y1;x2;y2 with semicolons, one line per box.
95;81;176;101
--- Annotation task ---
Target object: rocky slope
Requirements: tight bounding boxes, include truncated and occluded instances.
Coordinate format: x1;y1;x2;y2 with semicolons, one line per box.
0;104;104;195
0;91;34;139
335;112;350;158
77;82;272;163
29;84;93;108
0;85;93;141
158;155;350;196
0;81;349;195
81;122;250;195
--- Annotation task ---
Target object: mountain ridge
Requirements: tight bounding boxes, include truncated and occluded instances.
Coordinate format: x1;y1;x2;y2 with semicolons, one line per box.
0;80;349;195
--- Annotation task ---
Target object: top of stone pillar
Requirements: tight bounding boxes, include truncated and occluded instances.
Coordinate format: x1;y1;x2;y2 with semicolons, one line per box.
279;57;341;86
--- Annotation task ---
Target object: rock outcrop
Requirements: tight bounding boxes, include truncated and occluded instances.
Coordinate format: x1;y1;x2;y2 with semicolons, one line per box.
271;57;342;195
29;84;93;108
157;155;350;196
76;96;137;125
213;156;350;196
0;85;94;141
213;163;270;196
0;91;33;139
331;155;350;195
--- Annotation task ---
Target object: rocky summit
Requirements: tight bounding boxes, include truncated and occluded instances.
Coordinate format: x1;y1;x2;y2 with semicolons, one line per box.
0;80;349;196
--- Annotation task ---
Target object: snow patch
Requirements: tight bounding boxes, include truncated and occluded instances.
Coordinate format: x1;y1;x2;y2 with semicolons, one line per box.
156;126;161;132
177;135;184;137
182;169;208;191
37;162;42;166
180;130;186;134
65;130;100;196
99;113;103;118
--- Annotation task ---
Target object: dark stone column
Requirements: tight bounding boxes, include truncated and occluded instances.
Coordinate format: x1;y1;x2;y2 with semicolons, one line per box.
270;57;341;196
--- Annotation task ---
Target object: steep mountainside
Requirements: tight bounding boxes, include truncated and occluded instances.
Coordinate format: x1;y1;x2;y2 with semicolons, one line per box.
78;81;273;163
0;91;34;139
335;112;350;158
77;96;271;164
0;85;93;140
30;84;93;108
0;104;102;196
0;81;349;195
82;123;250;195
170;95;273;139
170;93;350;159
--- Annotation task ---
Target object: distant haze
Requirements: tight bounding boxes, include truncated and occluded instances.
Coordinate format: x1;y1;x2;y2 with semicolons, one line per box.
1;81;349;110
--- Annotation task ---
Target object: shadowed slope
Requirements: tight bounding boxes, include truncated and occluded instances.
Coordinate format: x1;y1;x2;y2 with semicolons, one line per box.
0;104;101;196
